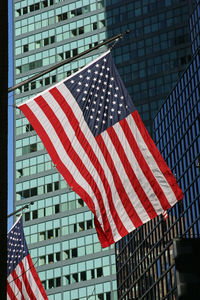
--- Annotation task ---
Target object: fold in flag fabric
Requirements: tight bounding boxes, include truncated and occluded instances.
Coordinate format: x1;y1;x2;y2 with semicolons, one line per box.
7;216;48;300
18;50;183;247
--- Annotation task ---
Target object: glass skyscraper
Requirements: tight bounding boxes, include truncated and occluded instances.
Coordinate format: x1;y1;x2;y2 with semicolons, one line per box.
13;0;195;299
106;0;193;135
13;1;116;300
116;1;200;299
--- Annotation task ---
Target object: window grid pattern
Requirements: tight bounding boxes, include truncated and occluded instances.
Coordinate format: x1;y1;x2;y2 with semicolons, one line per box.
116;46;200;300
189;1;200;55
106;0;192;136
39;281;118;300
14;1;105;36
16;193;86;222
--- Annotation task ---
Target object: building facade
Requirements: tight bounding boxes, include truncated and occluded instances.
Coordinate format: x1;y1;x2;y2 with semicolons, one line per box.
13;1;117;300
116;1;200;299
106;0;193;135
13;0;195;299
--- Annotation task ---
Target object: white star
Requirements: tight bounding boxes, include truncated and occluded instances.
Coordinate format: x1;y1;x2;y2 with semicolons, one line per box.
82;97;86;101
96;64;99;67
98;80;101;83
87;69;91;73
70;80;74;83
84;90;87;94
77;89;80;92
100;73;103;76
95;71;98;74
114;94;118;97
78;82;82;85
105;74;109;78
111;77;114;81
85;83;89;87
118;111;121;114
96;118;100;121
99;103;102;107
103;82;107;85
120;96;124;99
86;76;90;80
102;89;106;92
119;103;123;107
92;108;95;112
102;120;106;123
90;115;93;119
103;58;107;62
113;101;116;104
109;84;113;88
111;108;115;112
105;106;108;109
104;113;107;116
79;74;83;78
98;110;101;114
93;78;97;81
95;125;98;128
86;106;89;110
109;115;113;119
106;99;109;102
102;66;105;69
108;91;111;95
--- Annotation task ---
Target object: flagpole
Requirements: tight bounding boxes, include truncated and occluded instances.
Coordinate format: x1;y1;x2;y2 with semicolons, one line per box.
7;202;34;218
8;30;130;93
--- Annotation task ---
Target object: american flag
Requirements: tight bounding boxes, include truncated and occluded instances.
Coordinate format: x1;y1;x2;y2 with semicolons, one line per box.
18;51;183;247
7;216;48;299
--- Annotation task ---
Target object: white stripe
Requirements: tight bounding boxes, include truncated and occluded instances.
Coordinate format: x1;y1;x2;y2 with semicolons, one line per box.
7;294;11;300
27;99;106;228
40;91;110;228
14;261;31;300
116;120;164;214
45;88;133;238
101;129;150;224
127;114;178;206
7;272;23;300
57;84;137;238
22;257;45;299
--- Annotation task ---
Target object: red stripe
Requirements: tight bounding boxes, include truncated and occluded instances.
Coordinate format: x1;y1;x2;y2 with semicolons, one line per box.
120;117;172;211
34;93;114;244
49;87;126;241
9;269;25;300
26;255;48;299
132;111;183;202
19;259;37;300
20;101;112;247
20;103;95;212
7;277;19;300
107;125;157;219
96;134;143;228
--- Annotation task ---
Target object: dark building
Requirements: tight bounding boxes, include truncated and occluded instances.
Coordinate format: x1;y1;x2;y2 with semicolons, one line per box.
106;0;193;135
116;1;200;299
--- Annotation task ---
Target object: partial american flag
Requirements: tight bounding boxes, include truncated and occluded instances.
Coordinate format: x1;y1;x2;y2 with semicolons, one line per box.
7;216;48;299
18;51;183;247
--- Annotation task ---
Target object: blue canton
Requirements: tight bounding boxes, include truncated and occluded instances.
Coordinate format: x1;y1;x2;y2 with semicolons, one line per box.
64;52;135;137
7;217;29;276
